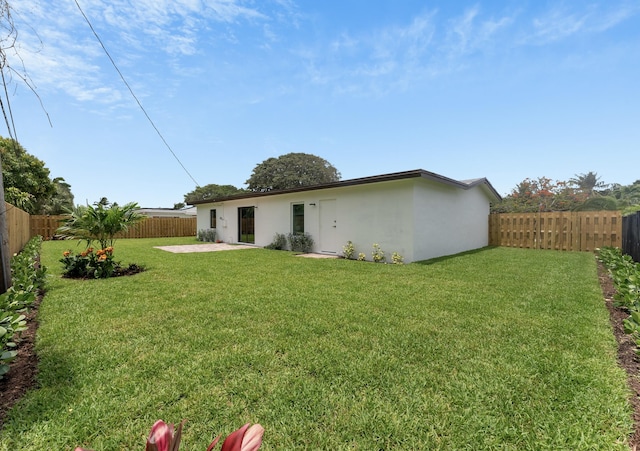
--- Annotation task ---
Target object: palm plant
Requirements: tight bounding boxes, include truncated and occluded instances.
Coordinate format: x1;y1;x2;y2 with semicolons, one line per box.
569;172;608;197
57;200;146;249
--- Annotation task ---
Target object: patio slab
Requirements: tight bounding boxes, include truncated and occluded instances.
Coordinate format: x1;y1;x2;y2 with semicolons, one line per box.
154;243;257;253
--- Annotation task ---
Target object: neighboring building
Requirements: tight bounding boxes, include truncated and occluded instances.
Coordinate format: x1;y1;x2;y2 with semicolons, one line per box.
136;207;197;218
190;169;501;263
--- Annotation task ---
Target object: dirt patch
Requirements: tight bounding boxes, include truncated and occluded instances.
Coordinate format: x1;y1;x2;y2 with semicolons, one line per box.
2;261;640;448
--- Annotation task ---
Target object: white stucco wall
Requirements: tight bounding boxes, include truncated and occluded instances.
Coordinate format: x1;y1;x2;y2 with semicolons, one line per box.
412;180;491;261
194;177;493;263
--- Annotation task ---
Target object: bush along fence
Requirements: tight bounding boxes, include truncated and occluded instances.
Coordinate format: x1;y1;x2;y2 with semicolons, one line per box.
623;211;640;263
489;210;622;252
597;247;640;352
0;236;46;378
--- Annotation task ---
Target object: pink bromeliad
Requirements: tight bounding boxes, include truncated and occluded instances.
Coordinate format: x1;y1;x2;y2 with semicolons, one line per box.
75;420;264;451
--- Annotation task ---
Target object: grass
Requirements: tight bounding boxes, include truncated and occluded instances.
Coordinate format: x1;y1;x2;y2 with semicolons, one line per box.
0;238;633;450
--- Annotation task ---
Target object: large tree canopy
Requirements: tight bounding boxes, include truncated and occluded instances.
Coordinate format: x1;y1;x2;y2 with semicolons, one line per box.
184;184;246;204
0;137;57;214
246;153;341;192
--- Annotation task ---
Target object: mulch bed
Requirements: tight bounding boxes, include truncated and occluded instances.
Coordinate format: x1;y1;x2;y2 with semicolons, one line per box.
2;263;640;448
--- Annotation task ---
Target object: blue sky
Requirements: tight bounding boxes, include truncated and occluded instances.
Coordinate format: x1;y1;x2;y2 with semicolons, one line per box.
7;0;640;207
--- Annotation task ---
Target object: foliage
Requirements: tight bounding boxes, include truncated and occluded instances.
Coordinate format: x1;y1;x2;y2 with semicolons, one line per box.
6;240;630;449
185;184;246;204
569;171;608;197
246;153;340;192
57;199;146;249
493;173;640;214
0;137;57;214
491;177;583;213
75;419;264;451
597;247;640;311
60;247;119;279
357;252;366;261
610;180;640;213
391;252;404;265
371;243;385;263
264;233;287;250
197;229;217;242
0;236;46;378
597;247;640;353
572;196;619;211
41;177;75;215
342;241;355;259
287;232;314;253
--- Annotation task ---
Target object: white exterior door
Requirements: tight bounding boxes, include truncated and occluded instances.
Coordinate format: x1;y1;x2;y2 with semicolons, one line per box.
319;199;338;253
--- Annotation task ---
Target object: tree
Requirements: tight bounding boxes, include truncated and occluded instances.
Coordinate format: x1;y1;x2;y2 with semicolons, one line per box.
41;177;74;215
491;177;582;213
245;153;340;192
569;172;607;198
184;184;246;204
57;200;146;249
0;136;56;214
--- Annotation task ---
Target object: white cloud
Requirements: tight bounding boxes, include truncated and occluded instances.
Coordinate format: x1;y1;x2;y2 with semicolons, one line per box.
525;2;640;44
8;0;286;104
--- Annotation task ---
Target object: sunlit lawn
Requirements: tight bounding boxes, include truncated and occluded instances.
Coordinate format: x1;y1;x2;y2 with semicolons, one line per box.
0;238;632;449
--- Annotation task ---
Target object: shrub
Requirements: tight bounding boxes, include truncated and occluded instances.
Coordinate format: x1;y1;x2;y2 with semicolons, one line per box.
357;252;366;261
372;243;385;263
0;236;46;378
60;247;118;279
197;228;217;242
597;247;640;353
391;252;404;265
342;241;355;259
265;233;287;250
287;233;314;253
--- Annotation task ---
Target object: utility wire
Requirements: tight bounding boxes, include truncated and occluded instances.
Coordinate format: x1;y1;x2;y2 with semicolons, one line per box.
73;0;200;187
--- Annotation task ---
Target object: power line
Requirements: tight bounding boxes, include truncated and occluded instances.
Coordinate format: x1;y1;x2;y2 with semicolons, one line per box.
73;0;200;187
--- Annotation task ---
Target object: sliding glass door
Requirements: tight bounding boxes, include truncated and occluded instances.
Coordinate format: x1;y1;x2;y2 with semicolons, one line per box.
238;207;255;243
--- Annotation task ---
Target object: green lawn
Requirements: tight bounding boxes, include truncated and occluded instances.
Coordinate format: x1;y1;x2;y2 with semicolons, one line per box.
0;239;632;450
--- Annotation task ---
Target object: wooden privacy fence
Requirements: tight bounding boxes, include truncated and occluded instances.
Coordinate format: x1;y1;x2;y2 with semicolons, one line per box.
30;215;197;240
489;211;622;252
5;202;31;256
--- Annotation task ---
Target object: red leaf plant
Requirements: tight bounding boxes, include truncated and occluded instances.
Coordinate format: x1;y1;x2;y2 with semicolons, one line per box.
75;420;264;451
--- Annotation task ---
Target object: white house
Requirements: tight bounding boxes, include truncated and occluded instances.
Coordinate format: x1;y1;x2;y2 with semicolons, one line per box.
190;169;501;263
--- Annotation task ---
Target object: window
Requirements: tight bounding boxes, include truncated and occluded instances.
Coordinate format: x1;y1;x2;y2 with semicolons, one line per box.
292;204;304;234
210;209;217;229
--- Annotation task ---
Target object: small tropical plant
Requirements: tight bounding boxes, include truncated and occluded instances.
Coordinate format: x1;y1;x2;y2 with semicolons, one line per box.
197;229;217;242
372;243;385;263
75;419;264;451
342;241;355;259
265;233;287;250
357;252;366;261
57;199;146;249
391;252;404;265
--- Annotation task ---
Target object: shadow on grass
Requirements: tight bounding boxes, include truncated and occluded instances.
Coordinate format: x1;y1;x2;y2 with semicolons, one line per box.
414;246;497;266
